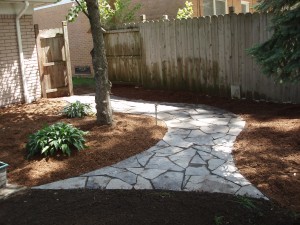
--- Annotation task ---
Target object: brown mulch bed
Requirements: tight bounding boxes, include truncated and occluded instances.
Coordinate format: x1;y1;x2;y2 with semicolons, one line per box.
0;99;166;187
108;84;300;212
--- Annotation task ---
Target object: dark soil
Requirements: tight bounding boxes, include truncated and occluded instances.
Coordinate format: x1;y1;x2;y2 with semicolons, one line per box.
0;189;298;225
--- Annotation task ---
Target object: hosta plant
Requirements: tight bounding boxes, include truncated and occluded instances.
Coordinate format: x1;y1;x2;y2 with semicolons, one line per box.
26;122;88;159
62;101;92;118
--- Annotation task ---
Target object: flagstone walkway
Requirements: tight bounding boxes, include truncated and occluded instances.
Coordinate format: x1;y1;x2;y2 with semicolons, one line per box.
34;95;265;199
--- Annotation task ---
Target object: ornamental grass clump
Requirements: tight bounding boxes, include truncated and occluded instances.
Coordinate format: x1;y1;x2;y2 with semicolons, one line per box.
26;122;88;159
62;101;93;118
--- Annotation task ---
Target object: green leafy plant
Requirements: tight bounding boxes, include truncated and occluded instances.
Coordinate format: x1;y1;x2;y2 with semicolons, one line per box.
66;0;141;29
235;196;258;211
214;215;224;225
177;1;193;19
26;122;88;159
62;101;92;118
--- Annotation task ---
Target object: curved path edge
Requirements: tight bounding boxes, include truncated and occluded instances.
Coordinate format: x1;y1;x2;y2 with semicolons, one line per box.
34;95;266;199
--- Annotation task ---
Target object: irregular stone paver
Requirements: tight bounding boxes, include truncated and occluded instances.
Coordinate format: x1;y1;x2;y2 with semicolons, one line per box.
34;95;266;199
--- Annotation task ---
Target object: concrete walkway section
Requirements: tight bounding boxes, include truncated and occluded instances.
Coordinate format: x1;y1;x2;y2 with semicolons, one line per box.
34;95;265;199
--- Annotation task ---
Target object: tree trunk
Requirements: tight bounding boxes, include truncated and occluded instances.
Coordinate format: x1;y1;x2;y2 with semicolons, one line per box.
85;0;113;125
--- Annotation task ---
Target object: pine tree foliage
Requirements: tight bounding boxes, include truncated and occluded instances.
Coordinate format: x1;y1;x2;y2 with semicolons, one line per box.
248;0;300;83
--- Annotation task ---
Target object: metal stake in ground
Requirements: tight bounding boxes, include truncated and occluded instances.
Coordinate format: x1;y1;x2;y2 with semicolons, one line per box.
155;103;158;125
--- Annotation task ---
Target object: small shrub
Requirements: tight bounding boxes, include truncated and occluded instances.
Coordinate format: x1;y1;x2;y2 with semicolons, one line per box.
62;101;92;118
26;122;88;159
177;1;193;19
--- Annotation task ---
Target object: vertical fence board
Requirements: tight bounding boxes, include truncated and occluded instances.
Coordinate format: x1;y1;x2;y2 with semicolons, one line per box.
103;14;299;103
231;14;239;87
217;16;226;96
224;14;232;96
192;18;201;92
211;15;219;95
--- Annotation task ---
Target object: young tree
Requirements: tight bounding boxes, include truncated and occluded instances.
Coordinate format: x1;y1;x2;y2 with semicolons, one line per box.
85;0;113;125
176;1;193;19
65;0;112;124
248;0;300;83
67;0;141;29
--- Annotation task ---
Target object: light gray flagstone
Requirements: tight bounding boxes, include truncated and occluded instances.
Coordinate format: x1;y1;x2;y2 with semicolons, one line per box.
223;172;251;186
190;155;206;165
145;157;184;171
106;179;132;190
154;146;184;157
236;185;266;199
33;177;87;190
228;127;243;136
169;148;196;168
156;112;175;121
111;171;137;185
200;125;229;134
213;135;236;146
81;167;126;177
136;152;154;166
185;175;240;194
185;166;210;176
163;135;193;148
188;130;207;138
197;151;214;161
229;118;245;128
208;159;225;170
113;156;140;168
193;145;212;153
155;140;170;147
165;120;199;129
139;169;167;179
212;163;238;177
86;176;111;189
167;128;191;138
185;136;214;146
127;168;144;175
152;172;184;191
134;176;153;189
211;133;227;139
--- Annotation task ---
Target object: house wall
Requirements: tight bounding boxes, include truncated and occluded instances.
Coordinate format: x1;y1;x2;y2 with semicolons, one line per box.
33;3;94;76
133;0;258;19
0;15;41;107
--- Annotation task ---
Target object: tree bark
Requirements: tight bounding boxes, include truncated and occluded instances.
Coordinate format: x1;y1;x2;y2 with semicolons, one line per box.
85;0;113;125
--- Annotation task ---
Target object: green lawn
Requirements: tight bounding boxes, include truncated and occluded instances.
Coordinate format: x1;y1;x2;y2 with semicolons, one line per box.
72;77;95;88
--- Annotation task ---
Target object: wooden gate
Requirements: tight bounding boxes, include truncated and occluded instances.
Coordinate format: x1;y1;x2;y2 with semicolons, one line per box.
34;21;73;98
104;28;141;84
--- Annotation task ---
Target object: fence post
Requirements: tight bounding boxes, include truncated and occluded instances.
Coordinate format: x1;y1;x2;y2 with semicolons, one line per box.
140;14;146;22
62;21;73;96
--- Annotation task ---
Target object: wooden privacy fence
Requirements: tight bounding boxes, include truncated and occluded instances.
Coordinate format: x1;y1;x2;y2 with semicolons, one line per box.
34;21;73;98
104;13;300;104
104;28;141;84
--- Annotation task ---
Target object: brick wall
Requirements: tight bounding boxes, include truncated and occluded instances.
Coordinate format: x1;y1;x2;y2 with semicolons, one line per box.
0;15;41;107
33;3;94;76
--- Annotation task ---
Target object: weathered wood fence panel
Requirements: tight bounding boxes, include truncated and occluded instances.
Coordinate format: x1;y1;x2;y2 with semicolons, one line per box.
34;21;73;98
104;13;300;103
104;28;141;84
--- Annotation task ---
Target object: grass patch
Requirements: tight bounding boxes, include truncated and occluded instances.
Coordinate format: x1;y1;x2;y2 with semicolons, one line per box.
73;77;95;88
